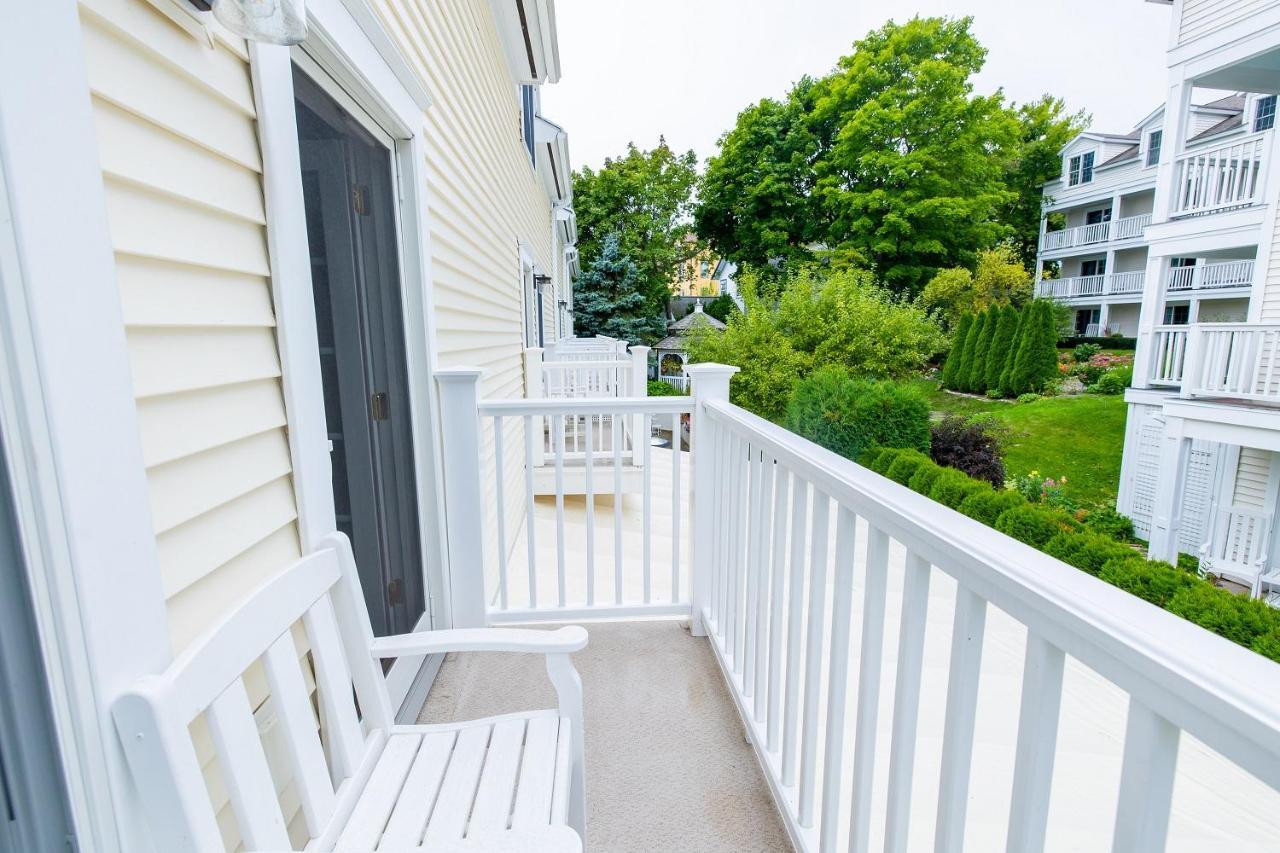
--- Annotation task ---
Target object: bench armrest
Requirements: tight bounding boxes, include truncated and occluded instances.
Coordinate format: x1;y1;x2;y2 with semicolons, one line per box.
368;626;588;659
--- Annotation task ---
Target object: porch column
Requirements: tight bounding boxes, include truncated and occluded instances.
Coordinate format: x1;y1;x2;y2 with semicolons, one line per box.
685;363;739;637
1098;303;1112;337
1133;252;1170;389
1148;415;1191;565
436;369;490;628
630;345;650;466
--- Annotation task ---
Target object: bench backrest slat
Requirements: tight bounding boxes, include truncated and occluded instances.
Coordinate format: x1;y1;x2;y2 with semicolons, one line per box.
207;679;292;850
262;632;336;836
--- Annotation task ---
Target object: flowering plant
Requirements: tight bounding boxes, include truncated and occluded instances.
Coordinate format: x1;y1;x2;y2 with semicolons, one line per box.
1007;470;1074;510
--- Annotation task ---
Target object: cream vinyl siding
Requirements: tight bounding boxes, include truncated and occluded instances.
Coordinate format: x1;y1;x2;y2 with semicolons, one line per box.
1260;184;1280;321
1179;0;1280;44
78;1;310;847
368;0;557;582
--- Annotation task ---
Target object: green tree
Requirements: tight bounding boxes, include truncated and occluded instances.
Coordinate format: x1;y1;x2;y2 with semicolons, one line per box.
921;267;976;329
685;304;809;422
704;293;740;323
986;304;1021;392
572;233;667;344
808;17;1021;294
1007;300;1059;394
573;140;700;315
998;305;1029;394
1001;96;1090;267
922;245;1033;328
962;310;992;392
941;313;973;389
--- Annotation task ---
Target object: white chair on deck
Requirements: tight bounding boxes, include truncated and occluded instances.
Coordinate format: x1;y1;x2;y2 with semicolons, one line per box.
1200;504;1274;600
111;532;587;852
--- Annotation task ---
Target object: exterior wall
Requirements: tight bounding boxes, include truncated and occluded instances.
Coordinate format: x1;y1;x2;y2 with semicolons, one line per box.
1232;447;1273;508
368;0;554;401
1179;0;1280;44
76;0;311;847
1198;297;1249;321
672;245;721;297
1108;302;1142;335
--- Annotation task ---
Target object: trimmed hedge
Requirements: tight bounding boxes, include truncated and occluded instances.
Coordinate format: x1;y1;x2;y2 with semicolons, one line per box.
863;446;904;475
1043;531;1135;575
929;469;990;509
1060;335;1137;350
958;489;1026;526
1098;557;1199;608
1253;628;1280;663
1083;507;1135;542
994;504;1082;548
885;450;932;486
1167;583;1279;648
908;462;945;496
786;368;930;462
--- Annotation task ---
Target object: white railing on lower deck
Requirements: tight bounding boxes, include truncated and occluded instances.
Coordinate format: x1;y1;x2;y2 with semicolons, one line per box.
1149;325;1189;386
1036;270;1146;299
547;335;624;360
527;345;648;399
1172;133;1267;217
658;374;689;392
694;395;1280;853
1165;259;1255;291
1181;323;1280;403
1114;212;1151;240
1109;270;1146;294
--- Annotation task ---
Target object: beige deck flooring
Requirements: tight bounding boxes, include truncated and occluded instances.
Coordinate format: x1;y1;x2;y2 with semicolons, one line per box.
419;619;794;852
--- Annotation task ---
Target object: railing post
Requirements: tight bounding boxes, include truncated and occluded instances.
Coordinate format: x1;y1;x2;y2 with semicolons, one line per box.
524;347;546;466
685;362;739;637
630;345;650;466
435;368;489;629
1147;415;1190;567
1181;324;1204;398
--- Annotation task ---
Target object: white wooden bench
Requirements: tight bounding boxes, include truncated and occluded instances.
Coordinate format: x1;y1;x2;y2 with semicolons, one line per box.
1201;504;1272;596
111;532;587;852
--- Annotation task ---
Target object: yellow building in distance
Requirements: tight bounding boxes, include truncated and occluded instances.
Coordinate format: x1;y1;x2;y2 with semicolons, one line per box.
670;235;722;297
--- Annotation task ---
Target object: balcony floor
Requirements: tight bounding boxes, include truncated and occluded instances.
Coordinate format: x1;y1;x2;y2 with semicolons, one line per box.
419;618;793;852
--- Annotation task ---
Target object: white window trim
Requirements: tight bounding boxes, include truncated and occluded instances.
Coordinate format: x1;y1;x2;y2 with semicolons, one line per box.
0;4;172;851
249;0;451;710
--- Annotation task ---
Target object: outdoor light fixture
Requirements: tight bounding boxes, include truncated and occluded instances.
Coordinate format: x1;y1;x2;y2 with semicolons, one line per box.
534;274;552;289
207;0;307;45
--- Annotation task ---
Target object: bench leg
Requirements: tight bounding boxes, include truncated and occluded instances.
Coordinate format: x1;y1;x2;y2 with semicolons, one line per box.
547;653;587;845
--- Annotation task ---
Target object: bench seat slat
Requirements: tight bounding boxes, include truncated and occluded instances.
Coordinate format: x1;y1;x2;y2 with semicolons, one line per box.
511;716;561;829
377;731;458;849
334;733;422;851
469;718;528;832
424;725;492;842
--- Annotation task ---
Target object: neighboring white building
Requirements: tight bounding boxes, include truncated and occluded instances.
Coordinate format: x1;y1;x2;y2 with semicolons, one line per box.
1103;0;1280;601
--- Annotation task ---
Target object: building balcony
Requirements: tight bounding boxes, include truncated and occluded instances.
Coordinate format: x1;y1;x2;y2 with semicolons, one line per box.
423;367;1280;852
1165;259;1255;292
1170;134;1268;218
1040;213;1150;253
1036;270;1146;300
1144;323;1280;407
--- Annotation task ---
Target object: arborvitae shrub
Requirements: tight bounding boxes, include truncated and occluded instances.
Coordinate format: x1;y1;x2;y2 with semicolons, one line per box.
998;306;1028;395
868;447;905;475
885;450;932;487
929;469;990;509
986;305;1020;393
1252;628;1280;663
1007;301;1059;395
942;314;973;390
1042;531;1135;575
1098;557;1200;608
994;504;1082;548
1166;583;1280;647
1083;507;1136;542
958;489;1026;526
786;368;930;462
908;461;945;496
960;311;990;392
965;309;996;392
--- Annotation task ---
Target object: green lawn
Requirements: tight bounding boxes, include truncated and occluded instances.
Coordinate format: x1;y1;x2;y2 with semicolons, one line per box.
911;379;1128;509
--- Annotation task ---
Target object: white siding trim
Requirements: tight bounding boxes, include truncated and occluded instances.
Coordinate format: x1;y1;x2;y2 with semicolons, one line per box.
0;3;170;851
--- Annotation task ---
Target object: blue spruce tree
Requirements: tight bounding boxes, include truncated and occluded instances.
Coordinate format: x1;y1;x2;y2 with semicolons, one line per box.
572;233;667;344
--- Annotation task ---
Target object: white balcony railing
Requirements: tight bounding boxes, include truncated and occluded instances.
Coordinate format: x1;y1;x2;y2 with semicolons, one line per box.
1039;213;1150;251
658;374;689;392
1165;259;1255;292
1149;325;1189;387
1181;323;1280;403
1172;134;1267;217
1036;270;1146;299
434;366;1280;853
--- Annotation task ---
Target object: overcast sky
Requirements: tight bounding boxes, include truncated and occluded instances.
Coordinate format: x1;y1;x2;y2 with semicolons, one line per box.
540;0;1174;172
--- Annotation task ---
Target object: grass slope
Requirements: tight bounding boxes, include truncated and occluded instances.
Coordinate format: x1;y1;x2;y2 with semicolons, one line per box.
912;379;1127;509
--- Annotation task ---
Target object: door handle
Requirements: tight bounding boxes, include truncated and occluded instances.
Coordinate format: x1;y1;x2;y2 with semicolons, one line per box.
371;392;389;421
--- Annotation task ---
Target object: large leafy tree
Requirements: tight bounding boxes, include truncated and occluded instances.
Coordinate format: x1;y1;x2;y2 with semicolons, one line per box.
573;140;700;315
572;233;667;344
922;244;1033;327
1001;96;1089;267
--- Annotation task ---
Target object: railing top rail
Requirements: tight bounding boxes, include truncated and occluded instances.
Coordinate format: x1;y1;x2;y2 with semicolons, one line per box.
1180;129;1270;154
1193;322;1280;331
540;359;632;370
479;395;694;417
703;397;1280;787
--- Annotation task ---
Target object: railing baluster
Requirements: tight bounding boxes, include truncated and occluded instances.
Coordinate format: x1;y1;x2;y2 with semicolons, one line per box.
584;413;596;607
934;586;987;852
493;416;509;610
753;453;775;722
1111;699;1180;853
818;505;858;851
799;489;831;827
727;433;745;666
523;414;538;610
782;480;810;785
766;467;791;751
743;446;763;686
1005;633;1066;853
642;413;652;603
554;413;566;607
612;414;623;605
884;551;931;853
715;426;732;632
848;525;890;853
671;410;682;602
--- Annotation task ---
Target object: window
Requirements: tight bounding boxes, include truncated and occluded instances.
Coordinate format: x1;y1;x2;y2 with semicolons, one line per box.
1085;207;1112;225
1080;258;1107;277
1255;95;1276;132
520;84;536;164
1164;304;1190;325
699;261;709;277
1068;151;1095;186
1170;257;1197;268
1146;130;1162;166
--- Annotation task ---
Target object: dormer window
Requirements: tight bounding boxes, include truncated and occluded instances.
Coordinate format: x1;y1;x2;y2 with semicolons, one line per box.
1255;95;1276;132
1068;151;1095;186
520;85;536;165
1146;130;1162;166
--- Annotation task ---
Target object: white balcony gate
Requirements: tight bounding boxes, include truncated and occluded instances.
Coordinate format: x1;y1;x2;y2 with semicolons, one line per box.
1172;134;1267;217
435;363;1280;853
